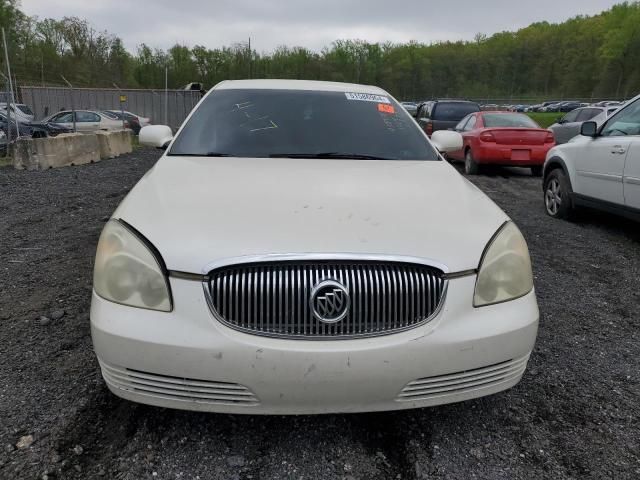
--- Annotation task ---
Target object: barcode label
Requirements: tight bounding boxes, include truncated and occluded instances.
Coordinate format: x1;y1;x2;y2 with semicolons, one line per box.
345;92;391;104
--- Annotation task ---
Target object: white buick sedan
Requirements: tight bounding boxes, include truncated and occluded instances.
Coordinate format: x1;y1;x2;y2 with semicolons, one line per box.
91;80;539;414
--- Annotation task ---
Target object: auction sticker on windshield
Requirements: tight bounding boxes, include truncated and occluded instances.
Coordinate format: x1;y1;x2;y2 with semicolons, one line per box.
345;92;391;103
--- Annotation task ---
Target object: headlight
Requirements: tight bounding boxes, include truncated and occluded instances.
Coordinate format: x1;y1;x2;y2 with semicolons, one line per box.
93;220;172;311
474;222;533;307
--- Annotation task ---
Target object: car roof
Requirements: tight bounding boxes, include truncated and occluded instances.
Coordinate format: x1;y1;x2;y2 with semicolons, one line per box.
432;99;477;103
213;79;387;95
479;111;527;114
54;110;109;117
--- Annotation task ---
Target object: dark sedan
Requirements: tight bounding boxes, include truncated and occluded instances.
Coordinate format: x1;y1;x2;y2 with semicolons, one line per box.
101;110;141;134
29;121;73;138
0;112;72;138
0;113;33;138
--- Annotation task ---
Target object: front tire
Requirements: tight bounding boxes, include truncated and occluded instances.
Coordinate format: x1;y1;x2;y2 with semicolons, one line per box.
465;150;480;175
543;169;573;219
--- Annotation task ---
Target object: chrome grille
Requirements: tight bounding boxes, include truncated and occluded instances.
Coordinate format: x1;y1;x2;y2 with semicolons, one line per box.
205;260;447;338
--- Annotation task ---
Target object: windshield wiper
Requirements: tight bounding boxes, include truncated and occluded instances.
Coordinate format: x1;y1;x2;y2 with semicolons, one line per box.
170;152;237;157
269;152;390;160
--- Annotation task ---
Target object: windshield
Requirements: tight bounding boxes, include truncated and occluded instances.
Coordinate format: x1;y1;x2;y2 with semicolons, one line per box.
169;89;439;160
483;113;539;128
432;102;479;121
102;111;120;119
17;105;33;115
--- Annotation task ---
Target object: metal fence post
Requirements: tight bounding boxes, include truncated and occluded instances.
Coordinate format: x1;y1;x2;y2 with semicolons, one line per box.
61;76;76;133
164;66;169;125
113;83;126;130
2;28;18;144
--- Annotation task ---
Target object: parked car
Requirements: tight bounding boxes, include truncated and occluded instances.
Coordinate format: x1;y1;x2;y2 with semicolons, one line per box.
588;108;619;126
91;79;539;414
106;110;151;127
531;101;561;112
543;93;640;221
549;106;618;144
0;102;35;123
41;110;122;132
0;112;72;139
592;100;623;108
540;102;567;113
0;112;34;138
543;101;582;113
400;102;418;117
415;100;480;137
557;101;582;113
28;121;74;138
102;111;142;134
0;129;7;151
448;111;555;176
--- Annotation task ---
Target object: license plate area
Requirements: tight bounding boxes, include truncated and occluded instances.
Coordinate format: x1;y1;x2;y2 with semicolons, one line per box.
511;150;531;161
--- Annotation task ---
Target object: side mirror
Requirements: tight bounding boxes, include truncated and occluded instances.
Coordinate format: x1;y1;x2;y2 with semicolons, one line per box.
431;130;463;153
139;125;173;149
557;116;565;124
580;121;598;137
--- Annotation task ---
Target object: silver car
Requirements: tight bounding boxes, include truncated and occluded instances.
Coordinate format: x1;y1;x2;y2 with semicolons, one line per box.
42;110;122;133
549;106;618;144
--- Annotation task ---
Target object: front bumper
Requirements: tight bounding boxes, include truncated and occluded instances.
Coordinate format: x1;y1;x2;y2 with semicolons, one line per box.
91;275;539;414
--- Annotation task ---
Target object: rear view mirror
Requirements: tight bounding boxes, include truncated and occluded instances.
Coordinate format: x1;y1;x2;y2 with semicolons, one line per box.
431;130;463;153
581;121;598;137
139;125;173;149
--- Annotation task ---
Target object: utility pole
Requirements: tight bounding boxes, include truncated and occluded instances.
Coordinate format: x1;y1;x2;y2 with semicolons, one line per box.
61;75;76;133
2;28;18;144
248;37;251;79
113;83;126;130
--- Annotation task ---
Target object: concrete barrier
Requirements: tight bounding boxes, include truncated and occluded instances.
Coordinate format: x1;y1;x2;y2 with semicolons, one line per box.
12;130;132;170
95;130;133;159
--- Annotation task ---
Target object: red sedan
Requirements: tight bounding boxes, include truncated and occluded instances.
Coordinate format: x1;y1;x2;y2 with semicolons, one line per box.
447;111;555;176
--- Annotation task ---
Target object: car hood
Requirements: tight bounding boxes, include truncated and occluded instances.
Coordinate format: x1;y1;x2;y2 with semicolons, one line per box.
28;121;66;128
114;156;509;274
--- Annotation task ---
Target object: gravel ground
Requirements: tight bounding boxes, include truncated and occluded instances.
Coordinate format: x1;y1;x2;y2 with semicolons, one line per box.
1;150;638;480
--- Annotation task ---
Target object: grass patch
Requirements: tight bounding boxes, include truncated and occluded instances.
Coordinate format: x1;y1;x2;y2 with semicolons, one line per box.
0;155;12;167
527;112;561;128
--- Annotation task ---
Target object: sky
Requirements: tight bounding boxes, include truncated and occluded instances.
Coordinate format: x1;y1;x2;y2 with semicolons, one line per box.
20;0;622;53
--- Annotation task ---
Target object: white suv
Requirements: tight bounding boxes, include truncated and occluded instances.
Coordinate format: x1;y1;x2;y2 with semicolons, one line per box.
543;94;640;220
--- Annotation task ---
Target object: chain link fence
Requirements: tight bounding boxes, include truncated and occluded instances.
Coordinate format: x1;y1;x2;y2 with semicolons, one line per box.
18;86;202;129
468;97;629;106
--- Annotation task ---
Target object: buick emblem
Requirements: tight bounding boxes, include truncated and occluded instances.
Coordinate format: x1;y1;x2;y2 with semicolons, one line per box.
310;280;351;323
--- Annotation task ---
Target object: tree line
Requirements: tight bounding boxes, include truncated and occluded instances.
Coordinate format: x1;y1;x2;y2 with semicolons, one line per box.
1;0;639;101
